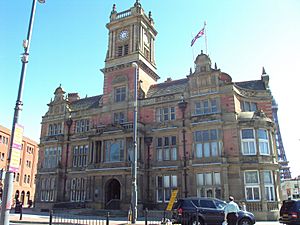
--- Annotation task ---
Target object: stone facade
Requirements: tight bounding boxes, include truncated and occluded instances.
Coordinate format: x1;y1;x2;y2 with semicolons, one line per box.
35;1;281;220
0;125;38;206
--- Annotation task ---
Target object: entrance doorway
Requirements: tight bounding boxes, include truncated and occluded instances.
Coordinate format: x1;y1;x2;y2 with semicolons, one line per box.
105;179;121;209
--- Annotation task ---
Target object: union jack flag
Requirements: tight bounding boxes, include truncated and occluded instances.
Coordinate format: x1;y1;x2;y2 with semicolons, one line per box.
191;26;205;47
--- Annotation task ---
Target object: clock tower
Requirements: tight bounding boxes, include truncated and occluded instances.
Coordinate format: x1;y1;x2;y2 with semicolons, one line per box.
101;1;159;107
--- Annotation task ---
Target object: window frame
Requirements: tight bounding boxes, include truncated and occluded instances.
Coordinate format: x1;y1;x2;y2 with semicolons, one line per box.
156;136;177;161
194;98;219;116
258;129;270;155
156;107;176;122
241;129;256;155
156;175;177;203
244;170;261;201
263;170;275;201
196;172;222;199
114;86;126;102
194;129;222;158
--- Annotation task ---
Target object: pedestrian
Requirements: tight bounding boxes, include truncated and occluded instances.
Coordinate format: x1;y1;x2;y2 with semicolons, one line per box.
224;196;239;225
19;201;23;220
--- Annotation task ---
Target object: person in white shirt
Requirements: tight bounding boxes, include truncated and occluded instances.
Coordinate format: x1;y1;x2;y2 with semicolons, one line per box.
224;196;239;225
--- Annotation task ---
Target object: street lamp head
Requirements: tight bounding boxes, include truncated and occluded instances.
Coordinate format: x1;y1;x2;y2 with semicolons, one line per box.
132;62;138;68
66;117;73;127
38;0;46;3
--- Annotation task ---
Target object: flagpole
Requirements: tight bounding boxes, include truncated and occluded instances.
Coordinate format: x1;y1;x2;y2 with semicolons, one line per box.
204;21;208;54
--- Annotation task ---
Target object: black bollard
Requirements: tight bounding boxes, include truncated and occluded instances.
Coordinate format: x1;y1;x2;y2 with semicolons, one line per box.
49;210;53;225
145;208;148;225
106;211;110;225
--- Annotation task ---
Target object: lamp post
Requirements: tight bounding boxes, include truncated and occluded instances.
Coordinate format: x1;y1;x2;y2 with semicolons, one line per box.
144;137;153;204
131;62;138;224
0;1;44;224
63;117;73;201
178;95;188;198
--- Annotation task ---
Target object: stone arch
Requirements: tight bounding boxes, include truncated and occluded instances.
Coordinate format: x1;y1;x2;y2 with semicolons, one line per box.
105;178;121;209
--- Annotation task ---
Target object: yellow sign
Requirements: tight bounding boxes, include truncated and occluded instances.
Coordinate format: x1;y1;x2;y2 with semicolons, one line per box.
166;189;178;211
9;123;24;172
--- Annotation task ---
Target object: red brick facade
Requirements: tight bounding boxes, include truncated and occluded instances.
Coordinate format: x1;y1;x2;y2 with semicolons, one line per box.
0;125;39;207
35;2;281;220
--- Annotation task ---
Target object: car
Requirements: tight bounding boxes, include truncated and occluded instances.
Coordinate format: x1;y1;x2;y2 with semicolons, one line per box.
171;197;256;225
279;199;300;225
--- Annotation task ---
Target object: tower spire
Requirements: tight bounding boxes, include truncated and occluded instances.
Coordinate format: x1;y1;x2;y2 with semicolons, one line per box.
262;66;266;75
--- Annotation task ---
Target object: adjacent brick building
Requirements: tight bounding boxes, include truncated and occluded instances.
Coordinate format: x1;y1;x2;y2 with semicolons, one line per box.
35;1;281;220
0;125;39;206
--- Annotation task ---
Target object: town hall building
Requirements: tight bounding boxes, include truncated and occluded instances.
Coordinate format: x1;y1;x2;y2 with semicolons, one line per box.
35;1;281;220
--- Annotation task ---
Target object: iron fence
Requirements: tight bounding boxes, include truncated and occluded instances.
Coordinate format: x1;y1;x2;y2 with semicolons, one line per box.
49;210;109;225
48;209;174;225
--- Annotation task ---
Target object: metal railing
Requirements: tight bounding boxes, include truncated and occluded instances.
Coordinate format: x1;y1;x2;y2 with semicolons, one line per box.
49;210;109;225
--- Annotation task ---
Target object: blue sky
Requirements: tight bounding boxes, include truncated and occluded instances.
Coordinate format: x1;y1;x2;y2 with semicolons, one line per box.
1;0;300;176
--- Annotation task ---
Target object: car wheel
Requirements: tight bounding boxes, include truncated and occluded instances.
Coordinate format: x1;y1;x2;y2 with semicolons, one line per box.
191;218;204;225
238;218;252;225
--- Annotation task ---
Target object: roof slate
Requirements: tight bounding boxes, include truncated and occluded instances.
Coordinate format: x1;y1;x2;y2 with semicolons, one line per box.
234;80;266;90
147;78;188;98
71;95;102;110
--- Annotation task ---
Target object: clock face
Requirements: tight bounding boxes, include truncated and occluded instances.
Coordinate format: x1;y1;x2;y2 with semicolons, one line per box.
119;30;129;40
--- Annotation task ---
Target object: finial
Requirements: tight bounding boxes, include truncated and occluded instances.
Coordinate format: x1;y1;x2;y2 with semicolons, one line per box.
262;67;266;75
214;62;218;70
111;4;116;13
148;11;152;20
190;67;192;75
201;50;203;54
59;83;61;87
134;0;141;7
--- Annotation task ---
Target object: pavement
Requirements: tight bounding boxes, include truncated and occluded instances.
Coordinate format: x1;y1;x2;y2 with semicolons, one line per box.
7;208;282;225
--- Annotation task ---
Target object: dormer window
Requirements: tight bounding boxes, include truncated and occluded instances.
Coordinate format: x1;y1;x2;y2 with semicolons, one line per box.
241;101;257;112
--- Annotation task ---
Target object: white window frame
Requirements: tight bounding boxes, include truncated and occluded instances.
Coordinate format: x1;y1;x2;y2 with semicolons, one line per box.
258;129;270;155
264;170;275;201
244;170;260;201
241;129;256;155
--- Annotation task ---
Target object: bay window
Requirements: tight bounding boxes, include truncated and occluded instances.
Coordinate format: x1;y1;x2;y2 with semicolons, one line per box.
244;171;260;201
241;129;256;155
258;129;270;155
264;170;275;201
